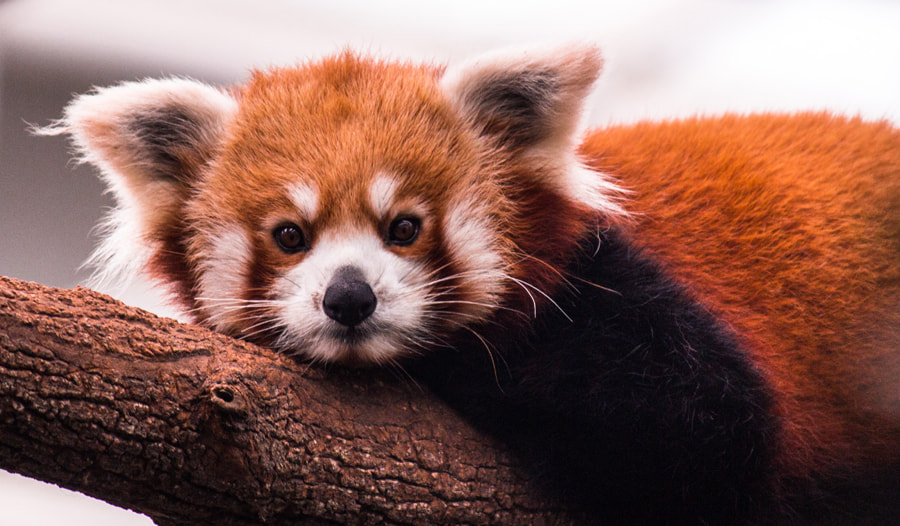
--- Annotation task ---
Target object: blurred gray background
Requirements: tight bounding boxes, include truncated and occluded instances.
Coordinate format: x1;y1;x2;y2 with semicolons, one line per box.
1;0;899;524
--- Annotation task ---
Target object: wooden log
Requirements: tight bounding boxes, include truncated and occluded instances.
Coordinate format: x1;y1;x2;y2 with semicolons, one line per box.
0;275;578;525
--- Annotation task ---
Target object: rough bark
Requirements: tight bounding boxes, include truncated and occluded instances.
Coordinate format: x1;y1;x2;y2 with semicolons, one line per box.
0;275;578;525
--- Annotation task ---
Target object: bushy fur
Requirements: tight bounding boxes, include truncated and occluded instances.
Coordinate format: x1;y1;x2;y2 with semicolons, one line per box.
43;45;900;523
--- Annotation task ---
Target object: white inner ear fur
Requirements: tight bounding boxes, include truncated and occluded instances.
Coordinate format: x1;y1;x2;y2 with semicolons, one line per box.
441;43;627;218
53;77;237;200
39;78;237;287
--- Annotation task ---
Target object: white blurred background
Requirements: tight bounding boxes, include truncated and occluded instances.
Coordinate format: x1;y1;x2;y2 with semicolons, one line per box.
1;0;898;524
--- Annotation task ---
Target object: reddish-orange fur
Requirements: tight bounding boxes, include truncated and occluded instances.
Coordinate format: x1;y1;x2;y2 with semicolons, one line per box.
54;47;900;509
175;58;900;485
580;112;900;488
180;53;594;337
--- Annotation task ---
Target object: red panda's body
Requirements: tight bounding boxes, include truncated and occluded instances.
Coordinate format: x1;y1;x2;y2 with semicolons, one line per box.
46;46;900;523
583;114;900;490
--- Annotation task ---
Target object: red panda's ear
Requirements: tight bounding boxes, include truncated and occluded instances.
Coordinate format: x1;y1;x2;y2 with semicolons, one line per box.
38;78;236;287
442;44;626;218
42;78;236;200
441;43;602;153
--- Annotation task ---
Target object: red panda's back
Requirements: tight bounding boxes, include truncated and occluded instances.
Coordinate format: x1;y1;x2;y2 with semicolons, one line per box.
580;112;900;486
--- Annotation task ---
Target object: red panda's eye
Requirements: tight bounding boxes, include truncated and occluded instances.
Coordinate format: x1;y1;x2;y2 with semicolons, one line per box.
387;217;420;246
273;223;307;254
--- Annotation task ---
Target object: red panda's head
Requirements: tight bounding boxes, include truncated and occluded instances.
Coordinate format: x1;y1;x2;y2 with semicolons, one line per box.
48;44;625;365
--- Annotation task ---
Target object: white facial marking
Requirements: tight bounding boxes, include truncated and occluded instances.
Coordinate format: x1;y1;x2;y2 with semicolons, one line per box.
287;180;319;221
368;173;400;218
82;205;154;291
196;224;253;331
443;195;505;317
272;228;431;364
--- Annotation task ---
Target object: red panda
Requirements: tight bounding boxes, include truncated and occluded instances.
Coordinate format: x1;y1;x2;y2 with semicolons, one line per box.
43;44;900;524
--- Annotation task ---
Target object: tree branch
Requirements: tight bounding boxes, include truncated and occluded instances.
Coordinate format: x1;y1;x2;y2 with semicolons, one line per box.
0;275;578;525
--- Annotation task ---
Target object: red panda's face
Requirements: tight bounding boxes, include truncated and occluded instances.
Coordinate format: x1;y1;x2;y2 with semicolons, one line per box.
185;59;510;364
52;46;621;365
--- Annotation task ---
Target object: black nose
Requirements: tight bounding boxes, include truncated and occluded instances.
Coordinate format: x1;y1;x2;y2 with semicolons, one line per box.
323;267;377;327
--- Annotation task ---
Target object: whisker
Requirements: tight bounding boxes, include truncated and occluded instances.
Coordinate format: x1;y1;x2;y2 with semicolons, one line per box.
382;358;423;391
281;275;304;291
459;325;508;392
568;275;623;296
240;318;285;340
421;299;527;319
194;298;289;310
196;296;285;305
196;304;276;315
505;275;573;322
505;275;539;317
404;268;506;294
514;251;577;292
